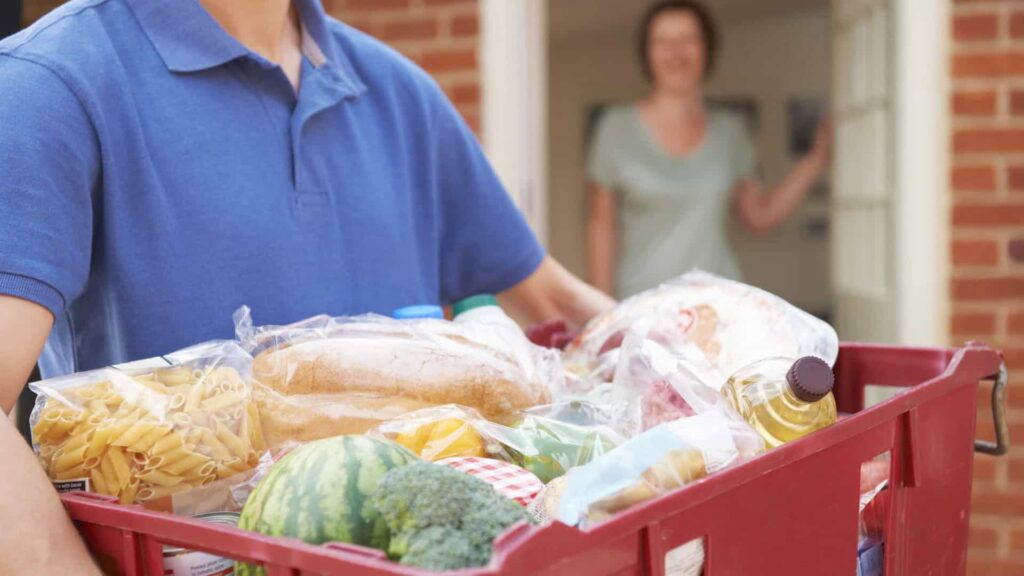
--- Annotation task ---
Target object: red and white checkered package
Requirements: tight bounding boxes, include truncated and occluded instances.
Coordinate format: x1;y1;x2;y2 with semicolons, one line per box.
435;457;544;507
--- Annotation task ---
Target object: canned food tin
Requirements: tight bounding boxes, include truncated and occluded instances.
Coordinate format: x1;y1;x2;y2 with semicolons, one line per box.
162;512;238;576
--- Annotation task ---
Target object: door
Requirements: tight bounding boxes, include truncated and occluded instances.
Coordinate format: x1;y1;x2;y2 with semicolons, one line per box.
831;0;949;345
832;0;896;342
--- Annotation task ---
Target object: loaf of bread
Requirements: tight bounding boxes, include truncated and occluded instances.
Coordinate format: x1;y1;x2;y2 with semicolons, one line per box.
251;320;554;450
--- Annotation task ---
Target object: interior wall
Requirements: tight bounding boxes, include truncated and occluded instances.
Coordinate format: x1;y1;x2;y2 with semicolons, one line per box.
547;5;832;315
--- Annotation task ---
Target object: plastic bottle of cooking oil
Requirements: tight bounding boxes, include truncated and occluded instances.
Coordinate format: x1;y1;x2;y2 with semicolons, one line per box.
722;356;837;449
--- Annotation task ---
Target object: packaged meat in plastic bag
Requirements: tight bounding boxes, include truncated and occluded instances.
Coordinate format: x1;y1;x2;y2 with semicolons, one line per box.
234;307;559;451
29;341;269;514
562;270;839;392
557;406;764;528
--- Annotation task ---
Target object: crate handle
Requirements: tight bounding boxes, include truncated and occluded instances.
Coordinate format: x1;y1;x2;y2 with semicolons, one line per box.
974;362;1009;456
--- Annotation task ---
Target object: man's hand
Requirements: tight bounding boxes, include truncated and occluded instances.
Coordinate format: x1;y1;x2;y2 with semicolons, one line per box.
499;256;616;330
0;295;101;575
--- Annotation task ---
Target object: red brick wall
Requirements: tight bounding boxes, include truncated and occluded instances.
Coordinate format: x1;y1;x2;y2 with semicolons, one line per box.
324;0;480;131
20;0;482;130
952;1;1024;574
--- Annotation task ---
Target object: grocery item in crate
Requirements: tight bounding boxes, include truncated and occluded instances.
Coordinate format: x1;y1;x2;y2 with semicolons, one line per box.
377;405;506;462
562;270;839;391
378;404;622;484
605;330;735;436
234;307;559;450
371;461;533;570
397;416;486;460
435;457;544;506
30;341;267;511
495;412;621;483
557;406;764;527
237;435;419;575
163;512;238;576
722;356;837;449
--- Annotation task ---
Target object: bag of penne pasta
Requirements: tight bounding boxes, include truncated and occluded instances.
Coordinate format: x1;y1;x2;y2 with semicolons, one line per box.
29;341;269;514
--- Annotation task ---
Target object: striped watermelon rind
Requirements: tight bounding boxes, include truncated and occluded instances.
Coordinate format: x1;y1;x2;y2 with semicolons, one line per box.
235;435;418;576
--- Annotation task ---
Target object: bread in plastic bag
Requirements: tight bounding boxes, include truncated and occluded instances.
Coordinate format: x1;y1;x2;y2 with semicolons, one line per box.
556;406;764;528
562;270;839;392
29;341;268;513
234;307;558;451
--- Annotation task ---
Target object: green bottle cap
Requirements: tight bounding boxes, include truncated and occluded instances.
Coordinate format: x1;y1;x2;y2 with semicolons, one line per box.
452;294;498;317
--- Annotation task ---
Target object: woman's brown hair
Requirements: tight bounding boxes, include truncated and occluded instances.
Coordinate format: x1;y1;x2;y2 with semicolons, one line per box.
638;0;719;81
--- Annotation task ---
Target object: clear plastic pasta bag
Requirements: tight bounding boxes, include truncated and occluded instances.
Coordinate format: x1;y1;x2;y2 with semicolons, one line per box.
562;270;839;393
29;341;268;513
556;406;764;528
234;307;559;451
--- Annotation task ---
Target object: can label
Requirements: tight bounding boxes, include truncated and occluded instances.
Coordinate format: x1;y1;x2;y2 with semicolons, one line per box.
162;551;233;576
162;512;238;576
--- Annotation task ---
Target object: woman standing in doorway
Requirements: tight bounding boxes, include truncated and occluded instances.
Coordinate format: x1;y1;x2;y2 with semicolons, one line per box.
586;0;831;299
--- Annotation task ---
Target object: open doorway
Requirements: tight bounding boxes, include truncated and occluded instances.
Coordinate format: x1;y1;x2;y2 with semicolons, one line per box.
545;0;834;320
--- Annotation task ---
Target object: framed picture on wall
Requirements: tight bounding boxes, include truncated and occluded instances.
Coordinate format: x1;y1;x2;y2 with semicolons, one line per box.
788;97;824;156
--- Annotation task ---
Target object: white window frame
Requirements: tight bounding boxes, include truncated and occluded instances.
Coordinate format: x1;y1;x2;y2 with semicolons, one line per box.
479;0;549;243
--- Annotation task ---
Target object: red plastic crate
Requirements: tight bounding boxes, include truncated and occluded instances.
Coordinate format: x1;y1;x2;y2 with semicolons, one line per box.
62;343;1009;576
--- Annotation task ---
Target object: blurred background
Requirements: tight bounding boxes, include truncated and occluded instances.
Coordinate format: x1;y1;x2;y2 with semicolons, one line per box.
8;0;1024;573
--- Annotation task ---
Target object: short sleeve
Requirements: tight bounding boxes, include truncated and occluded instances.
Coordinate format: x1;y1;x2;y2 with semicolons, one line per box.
732;116;757;182
586;108;621;190
0;55;98;317
431;85;545;304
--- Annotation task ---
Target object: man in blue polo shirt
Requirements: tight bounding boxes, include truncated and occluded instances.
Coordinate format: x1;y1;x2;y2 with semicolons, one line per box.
0;0;613;571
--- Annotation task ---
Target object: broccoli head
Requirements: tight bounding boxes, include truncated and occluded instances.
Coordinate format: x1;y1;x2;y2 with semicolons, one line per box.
370;462;531;571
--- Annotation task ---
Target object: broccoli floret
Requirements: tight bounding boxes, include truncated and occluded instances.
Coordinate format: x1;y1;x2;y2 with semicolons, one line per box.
371;463;531;571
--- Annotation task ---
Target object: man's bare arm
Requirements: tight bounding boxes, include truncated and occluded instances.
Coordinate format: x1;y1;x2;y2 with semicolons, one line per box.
0;295;100;575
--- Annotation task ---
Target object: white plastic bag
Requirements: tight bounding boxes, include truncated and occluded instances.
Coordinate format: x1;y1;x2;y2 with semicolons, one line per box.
556;407;764;528
563;270;839;393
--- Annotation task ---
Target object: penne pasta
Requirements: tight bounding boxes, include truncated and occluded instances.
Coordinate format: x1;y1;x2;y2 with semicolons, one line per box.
183;383;205;412
89;468;109;496
111;419;157;448
55;464;87;480
164;452;209;476
33;361;263;506
136;468;183;488
61;429;93;455
105;447;132;490
128;425;171;453
53;445;88;473
215;422;248;460
199;428;232;461
168;393;185;411
136;483;190;502
201;391;243;412
184;461;216;481
120;479;139;505
150;433;184;456
85;425;117;460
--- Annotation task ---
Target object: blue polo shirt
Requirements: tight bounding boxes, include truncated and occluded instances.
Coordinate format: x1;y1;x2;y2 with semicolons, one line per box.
0;0;545;377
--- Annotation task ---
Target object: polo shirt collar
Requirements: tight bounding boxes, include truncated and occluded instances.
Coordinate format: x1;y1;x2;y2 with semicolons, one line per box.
126;0;366;95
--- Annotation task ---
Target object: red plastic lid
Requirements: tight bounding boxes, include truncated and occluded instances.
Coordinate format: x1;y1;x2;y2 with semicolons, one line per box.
786;356;834;402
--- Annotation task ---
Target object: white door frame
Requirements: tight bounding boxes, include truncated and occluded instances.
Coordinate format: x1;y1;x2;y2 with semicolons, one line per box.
479;0;549;243
893;0;950;345
480;0;950;346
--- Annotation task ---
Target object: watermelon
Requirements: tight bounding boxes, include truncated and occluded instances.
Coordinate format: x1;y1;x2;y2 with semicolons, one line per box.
235;435;418;576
